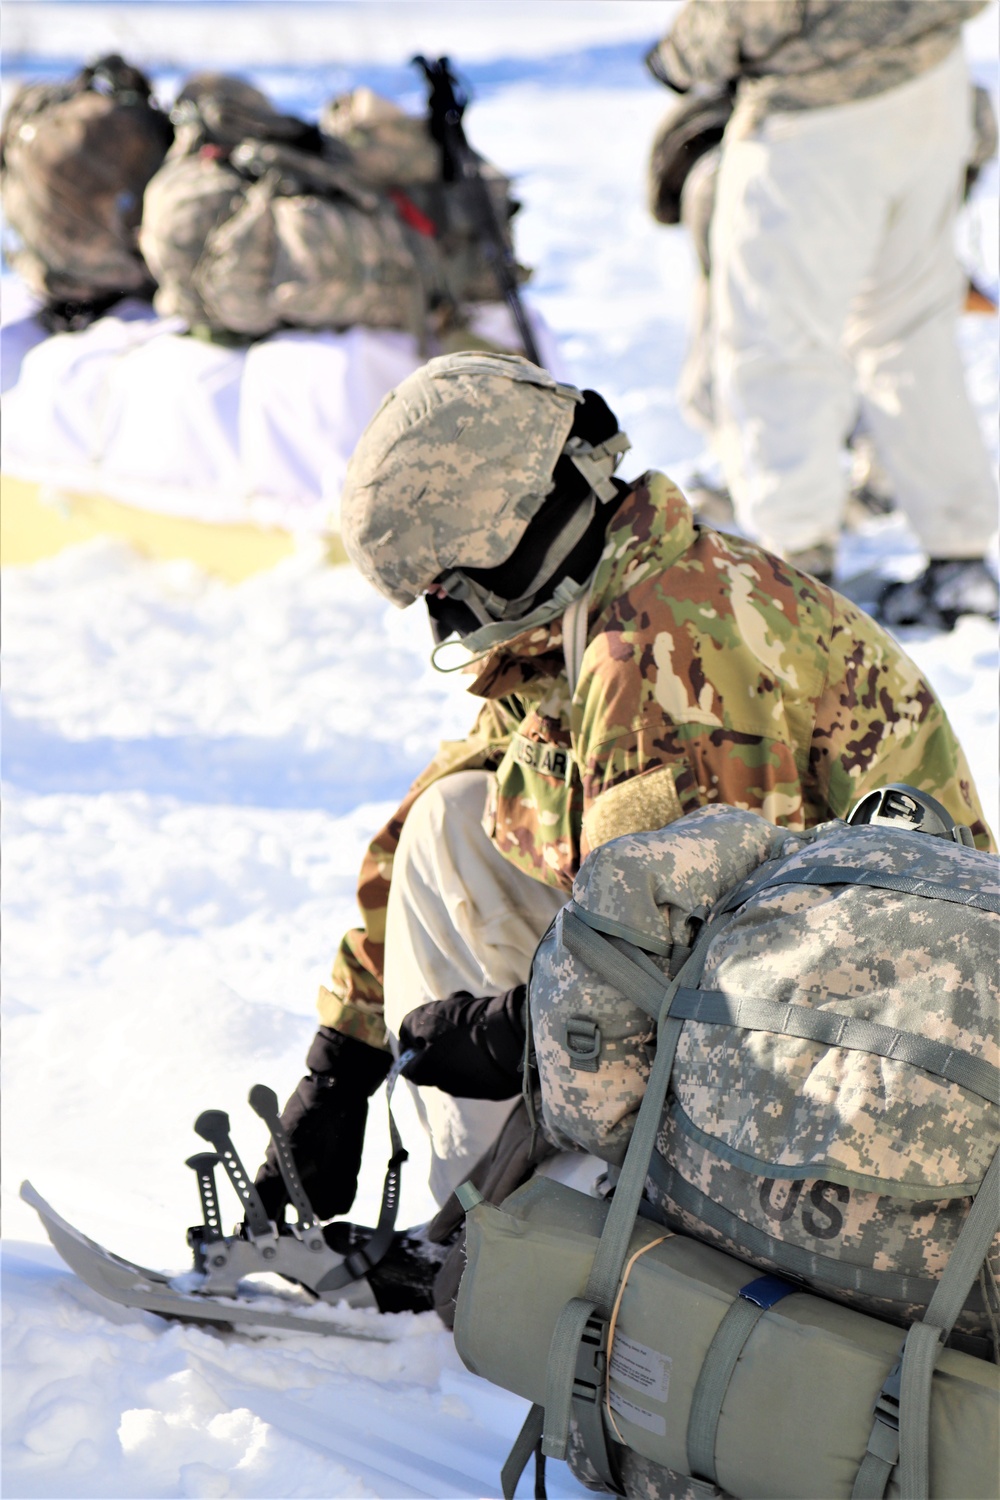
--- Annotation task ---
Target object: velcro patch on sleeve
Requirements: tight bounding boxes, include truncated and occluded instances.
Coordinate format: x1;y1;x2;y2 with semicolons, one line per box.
584;764;683;850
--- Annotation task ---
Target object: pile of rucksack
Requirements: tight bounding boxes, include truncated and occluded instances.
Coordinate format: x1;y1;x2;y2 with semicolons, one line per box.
1;56;528;344
454;787;999;1499
0;55;173;327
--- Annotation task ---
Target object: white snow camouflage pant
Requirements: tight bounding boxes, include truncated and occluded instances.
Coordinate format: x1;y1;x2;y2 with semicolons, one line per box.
382;770;566;1206
709;45;997;559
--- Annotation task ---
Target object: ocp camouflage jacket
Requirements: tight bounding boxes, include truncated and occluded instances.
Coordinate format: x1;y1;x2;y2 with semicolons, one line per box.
320;474;991;1047
650;1;987;134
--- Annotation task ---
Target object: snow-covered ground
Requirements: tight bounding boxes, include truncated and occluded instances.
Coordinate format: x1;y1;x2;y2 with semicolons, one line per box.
2;4;998;1497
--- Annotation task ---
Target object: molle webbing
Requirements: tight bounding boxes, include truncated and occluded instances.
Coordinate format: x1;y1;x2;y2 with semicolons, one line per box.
744;862;1000;914
664;989;999;1105
561;907;999;1110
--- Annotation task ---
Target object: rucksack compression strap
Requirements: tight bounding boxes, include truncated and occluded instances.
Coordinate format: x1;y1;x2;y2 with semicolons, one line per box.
743;862;1000;914
852;1144;1000;1500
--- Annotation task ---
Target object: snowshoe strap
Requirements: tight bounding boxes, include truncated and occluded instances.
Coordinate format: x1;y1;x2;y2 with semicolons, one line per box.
185;1153;225;1243
315;1049;414;1292
248;1083;325;1244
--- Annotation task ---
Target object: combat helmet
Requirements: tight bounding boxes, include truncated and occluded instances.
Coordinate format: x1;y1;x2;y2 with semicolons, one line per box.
339;351;630;646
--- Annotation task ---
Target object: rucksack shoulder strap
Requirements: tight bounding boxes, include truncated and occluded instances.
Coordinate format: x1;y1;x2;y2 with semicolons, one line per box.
535;918;723;1478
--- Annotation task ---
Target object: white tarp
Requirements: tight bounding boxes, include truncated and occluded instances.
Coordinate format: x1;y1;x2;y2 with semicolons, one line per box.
0;276;558;533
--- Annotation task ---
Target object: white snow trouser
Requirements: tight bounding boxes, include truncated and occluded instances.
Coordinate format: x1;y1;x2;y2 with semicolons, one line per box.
710;46;997;559
678;148;721;435
382;770;566;1206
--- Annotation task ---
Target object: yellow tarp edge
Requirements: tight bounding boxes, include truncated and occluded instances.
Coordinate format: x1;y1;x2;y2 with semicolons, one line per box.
1;474;348;581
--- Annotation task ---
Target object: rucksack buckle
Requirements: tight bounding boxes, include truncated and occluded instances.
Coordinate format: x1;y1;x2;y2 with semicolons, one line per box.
872;1357;902;1432
564;1017;602;1071
571;1314;625;1495
571;1312;609;1404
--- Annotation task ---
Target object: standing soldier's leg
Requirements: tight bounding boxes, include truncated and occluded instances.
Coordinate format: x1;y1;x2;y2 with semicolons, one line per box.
677;147;721;437
382;769;566;1204
710;101;887;565
845;48;997;565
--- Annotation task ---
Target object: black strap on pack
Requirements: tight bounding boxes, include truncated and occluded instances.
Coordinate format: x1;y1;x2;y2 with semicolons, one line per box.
412;55;542;366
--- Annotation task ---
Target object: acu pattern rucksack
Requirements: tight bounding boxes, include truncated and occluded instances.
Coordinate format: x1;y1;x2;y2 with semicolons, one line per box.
530;792;1000;1352
139;74;526;342
140;76;418;340
0;55;173;323
322;81;525;310
452;788;998;1499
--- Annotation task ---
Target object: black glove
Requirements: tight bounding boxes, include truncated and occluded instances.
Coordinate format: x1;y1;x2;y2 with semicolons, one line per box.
254;1027;392;1223
398;986;526;1100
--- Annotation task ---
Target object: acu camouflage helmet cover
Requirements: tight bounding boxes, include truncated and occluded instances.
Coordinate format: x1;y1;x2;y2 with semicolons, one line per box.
339;351;585;608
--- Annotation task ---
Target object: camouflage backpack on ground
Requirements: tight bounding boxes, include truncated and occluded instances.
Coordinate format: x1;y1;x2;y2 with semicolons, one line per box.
453;788;999;1499
322;82;525;310
139;74;526;342
531;792;1000;1349
0;55;173;321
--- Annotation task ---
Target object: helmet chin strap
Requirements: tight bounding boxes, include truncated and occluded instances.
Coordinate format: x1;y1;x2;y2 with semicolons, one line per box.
430;575;590;674
437;492;598;629
427;424;630;673
563;430;631;502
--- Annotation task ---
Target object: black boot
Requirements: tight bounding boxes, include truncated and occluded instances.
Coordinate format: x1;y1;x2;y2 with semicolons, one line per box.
322;1221;456;1314
876;558;999;631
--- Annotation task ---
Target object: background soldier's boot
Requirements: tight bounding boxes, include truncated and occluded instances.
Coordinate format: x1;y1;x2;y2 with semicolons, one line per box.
877;557;999;630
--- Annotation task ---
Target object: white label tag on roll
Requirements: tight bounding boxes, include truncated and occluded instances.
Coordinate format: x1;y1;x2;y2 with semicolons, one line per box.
609;1388;667;1437
610;1332;671;1402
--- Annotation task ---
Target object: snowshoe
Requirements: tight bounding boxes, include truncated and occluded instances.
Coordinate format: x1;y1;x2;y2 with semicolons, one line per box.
22;1056;442;1336
20;1180;391;1339
876;558;1000;631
